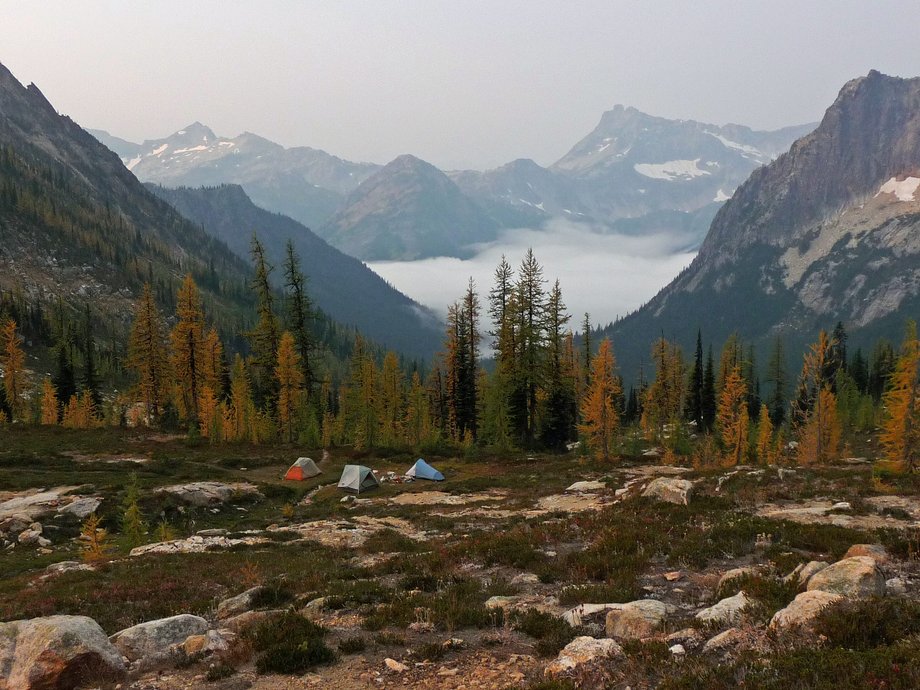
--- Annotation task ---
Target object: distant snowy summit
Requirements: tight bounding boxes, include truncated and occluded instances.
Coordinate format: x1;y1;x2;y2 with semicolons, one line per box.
90;106;813;261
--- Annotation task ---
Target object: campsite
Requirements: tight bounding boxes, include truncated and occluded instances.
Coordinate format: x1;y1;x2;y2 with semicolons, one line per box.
2;425;920;688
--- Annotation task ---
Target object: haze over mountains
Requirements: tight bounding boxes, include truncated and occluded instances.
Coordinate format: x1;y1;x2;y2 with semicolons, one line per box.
92;110;814;262
0;61;441;360
603;70;920;378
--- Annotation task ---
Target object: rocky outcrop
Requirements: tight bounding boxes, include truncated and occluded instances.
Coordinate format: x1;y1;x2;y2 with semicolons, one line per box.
605;600;675;639
544;636;623;677
696;591;750;625
641;478;694;505
0;615;125;689
770;590;843;630
785;560;830;585
110;614;208;669
154;482;261;507
806;556;886;598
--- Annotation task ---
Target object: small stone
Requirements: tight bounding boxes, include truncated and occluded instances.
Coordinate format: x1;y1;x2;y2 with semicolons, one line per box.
385;658;408;673
669;643;686;655
663;571;683;582
641;477;694;505
886;577;908;596
544;636;622;677
702;627;747;655
666;628;704;650
797;560;830;585
511;572;541;586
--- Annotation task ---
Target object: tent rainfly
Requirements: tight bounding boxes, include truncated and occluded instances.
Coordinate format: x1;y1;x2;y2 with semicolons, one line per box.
405;458;444;481
284;457;321;481
338;465;380;493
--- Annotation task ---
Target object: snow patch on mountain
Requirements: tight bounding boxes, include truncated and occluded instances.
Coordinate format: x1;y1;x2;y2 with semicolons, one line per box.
634;159;711;181
704;131;766;160
876;176;920;202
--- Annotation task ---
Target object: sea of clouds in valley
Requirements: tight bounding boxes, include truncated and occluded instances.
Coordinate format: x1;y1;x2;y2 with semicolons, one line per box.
368;218;696;330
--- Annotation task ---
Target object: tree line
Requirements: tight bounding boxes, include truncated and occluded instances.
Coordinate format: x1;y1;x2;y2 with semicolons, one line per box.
1;245;917;472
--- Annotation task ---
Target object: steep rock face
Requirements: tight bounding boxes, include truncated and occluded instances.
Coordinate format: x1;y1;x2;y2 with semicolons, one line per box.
318;154;500;260
602;71;920;380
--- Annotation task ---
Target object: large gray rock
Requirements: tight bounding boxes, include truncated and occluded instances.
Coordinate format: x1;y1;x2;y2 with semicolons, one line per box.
154;482;260;507
770;590;843;630
57;497;101;520
605;599;675;639
216;585;268;619
696;591;750;625
641;478;694;505
784;560;830;585
0;615;125;689
806;556;886;598
544;636;623;677
110;614;208;669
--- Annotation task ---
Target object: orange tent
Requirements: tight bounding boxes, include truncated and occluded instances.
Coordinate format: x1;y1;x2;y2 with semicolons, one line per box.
284;457;321;481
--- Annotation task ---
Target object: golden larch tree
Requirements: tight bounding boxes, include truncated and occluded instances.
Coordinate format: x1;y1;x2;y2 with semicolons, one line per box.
197;385;221;441
755;403;774;464
171;274;206;423
201;327;225;395
579;338;622;460
1;320;26;421
275;331;303;442
797;386;841;465
880;321;920;472
40;377;59;425
717;365;748;466
227;354;255;442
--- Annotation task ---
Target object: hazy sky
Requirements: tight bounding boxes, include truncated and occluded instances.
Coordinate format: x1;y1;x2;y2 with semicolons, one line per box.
4;1;920;169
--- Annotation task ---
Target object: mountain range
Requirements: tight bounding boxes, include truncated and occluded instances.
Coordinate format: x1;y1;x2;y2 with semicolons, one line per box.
602;70;920;378
0;62;440;361
92;110;814;262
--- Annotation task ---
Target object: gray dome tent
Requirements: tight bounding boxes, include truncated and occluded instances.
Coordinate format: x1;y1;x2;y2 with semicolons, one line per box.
337;464;380;493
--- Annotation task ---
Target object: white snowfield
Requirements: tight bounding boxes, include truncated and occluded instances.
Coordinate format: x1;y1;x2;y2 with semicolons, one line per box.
875;176;920;202
633;158;711;181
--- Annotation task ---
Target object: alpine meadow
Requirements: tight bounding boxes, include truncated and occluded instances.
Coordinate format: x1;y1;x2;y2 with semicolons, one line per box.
2;4;920;689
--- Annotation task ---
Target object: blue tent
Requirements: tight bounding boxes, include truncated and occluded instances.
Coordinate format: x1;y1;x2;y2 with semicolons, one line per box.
405;458;444;481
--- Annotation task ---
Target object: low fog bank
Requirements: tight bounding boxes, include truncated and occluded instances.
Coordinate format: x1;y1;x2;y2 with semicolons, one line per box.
368;220;696;330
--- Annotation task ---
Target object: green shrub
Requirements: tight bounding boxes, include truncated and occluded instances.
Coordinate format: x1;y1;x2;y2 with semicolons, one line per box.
249;581;295;609
512;609;580;657
206;663;236;681
815;597;920;650
411;641;446;661
337;635;367;654
255;637;336;674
